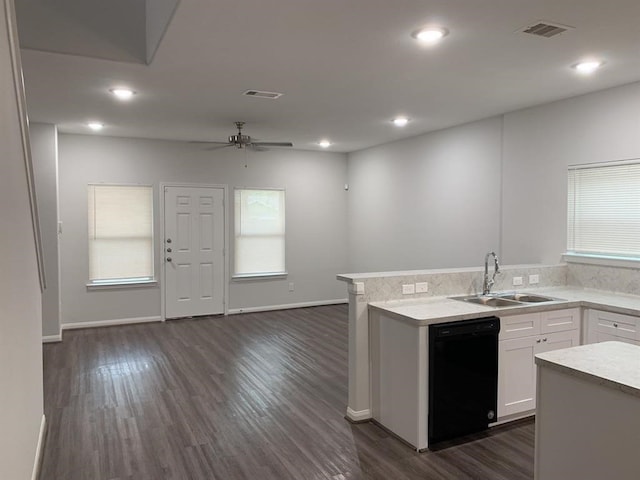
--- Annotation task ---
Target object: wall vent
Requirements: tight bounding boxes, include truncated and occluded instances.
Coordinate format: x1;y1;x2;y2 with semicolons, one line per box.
519;21;574;38
242;90;283;99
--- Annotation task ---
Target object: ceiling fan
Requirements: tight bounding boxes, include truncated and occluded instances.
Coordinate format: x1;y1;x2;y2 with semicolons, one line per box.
200;121;293;150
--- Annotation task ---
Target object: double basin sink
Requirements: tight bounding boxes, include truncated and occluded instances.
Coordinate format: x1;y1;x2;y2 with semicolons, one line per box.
450;292;565;308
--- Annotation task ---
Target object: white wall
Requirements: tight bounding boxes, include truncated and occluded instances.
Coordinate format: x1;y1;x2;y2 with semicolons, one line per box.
0;0;44;478
501;82;640;264
30;122;61;338
58;134;349;324
346;81;640;272
347;116;503;272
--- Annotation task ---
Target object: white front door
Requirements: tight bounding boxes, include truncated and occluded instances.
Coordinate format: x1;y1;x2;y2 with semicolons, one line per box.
164;186;225;319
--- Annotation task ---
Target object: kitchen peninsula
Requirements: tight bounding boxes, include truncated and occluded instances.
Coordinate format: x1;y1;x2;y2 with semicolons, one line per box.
337;262;640;450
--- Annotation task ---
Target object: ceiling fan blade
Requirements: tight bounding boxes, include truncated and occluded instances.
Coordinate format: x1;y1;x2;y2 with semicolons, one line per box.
188;140;235;150
206;144;235;151
252;142;293;147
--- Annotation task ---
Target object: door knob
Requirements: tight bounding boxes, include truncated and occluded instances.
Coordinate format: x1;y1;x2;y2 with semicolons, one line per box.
166;257;172;262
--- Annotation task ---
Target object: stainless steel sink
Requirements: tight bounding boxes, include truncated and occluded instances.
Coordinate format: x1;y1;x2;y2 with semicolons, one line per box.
466;296;522;307
450;292;565;307
495;293;561;303
450;295;522;307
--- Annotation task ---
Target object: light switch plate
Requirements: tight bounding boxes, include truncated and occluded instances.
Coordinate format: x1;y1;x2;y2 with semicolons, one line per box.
415;282;429;293
512;276;523;286
402;284;415;295
529;274;540;285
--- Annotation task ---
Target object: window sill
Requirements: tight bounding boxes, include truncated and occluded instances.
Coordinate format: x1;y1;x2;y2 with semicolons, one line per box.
86;279;158;290
232;272;288;281
563;253;640;269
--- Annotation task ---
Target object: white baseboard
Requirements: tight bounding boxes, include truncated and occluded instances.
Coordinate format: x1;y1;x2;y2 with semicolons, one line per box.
42;334;62;343
346;407;372;422
31;415;46;480
61;315;162;330
228;298;347;315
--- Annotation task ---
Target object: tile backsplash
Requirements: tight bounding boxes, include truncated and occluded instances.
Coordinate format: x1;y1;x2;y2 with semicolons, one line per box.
567;263;640;295
340;264;568;303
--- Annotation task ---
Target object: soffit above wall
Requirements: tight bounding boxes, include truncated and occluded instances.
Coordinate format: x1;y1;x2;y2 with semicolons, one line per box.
14;0;179;64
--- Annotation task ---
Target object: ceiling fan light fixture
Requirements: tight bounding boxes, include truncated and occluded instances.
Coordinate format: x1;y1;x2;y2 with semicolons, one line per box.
412;26;448;44
573;60;603;75
318;140;332;148
392;116;409;127
109;88;136;100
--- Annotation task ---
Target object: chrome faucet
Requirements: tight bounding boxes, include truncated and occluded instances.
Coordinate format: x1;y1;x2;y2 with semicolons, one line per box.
483;251;501;295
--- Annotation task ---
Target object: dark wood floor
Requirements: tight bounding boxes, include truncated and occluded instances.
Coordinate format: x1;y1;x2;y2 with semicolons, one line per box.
40;304;534;479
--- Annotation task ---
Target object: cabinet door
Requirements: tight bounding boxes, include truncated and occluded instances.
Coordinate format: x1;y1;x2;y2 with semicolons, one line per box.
500;312;541;340
498;336;536;417
589;310;638;342
541;308;580;334
593;331;640;346
498;328;581;419
536;329;580;355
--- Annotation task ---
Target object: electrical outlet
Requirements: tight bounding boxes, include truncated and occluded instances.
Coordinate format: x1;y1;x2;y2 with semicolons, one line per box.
289;282;295;292
415;282;429;293
529;274;540;285
512;276;523;286
402;284;415;295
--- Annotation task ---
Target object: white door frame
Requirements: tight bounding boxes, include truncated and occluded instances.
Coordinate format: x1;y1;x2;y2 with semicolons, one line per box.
160;182;229;319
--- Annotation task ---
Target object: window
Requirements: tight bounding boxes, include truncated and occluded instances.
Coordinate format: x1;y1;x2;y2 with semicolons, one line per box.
234;188;285;276
88;184;154;285
567;160;640;261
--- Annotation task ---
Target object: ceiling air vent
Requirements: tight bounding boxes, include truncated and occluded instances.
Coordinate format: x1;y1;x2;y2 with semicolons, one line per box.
519;21;574;38
242;90;283;99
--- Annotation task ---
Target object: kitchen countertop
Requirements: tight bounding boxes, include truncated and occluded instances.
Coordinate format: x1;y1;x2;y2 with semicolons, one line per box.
368;286;640;326
535;341;640;398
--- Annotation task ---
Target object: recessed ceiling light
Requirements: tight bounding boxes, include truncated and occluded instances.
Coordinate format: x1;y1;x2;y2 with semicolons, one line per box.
87;122;104;131
411;26;449;44
318;140;332;148
573;60;603;75
109;88;136;100
392;117;409;127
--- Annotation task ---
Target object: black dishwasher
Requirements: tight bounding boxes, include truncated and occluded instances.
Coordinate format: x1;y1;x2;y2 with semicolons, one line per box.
428;316;500;446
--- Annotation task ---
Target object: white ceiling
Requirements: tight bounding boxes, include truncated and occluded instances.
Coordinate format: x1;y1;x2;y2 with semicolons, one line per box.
16;0;640;153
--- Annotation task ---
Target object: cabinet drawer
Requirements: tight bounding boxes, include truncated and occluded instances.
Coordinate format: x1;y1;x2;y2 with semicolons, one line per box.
593;310;638;340
541;308;580;334
500;313;541;340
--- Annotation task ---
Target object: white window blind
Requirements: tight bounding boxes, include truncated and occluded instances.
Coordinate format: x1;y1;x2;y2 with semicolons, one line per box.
88;185;154;283
234;188;285;276
567;160;640;259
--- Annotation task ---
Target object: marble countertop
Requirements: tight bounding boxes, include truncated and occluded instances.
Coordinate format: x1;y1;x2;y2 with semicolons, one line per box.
368;286;640;326
535;341;640;398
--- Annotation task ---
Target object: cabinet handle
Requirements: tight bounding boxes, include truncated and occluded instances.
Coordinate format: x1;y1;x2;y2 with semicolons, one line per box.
613;323;619;328
543;338;548;342
536;339;541;343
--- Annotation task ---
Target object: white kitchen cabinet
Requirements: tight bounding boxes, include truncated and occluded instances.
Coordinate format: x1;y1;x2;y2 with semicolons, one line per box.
497;308;580;419
586;309;640;346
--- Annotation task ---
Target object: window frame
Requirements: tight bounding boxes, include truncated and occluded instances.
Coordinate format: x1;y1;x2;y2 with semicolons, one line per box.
232;187;287;279
86;183;156;288
565;158;640;267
